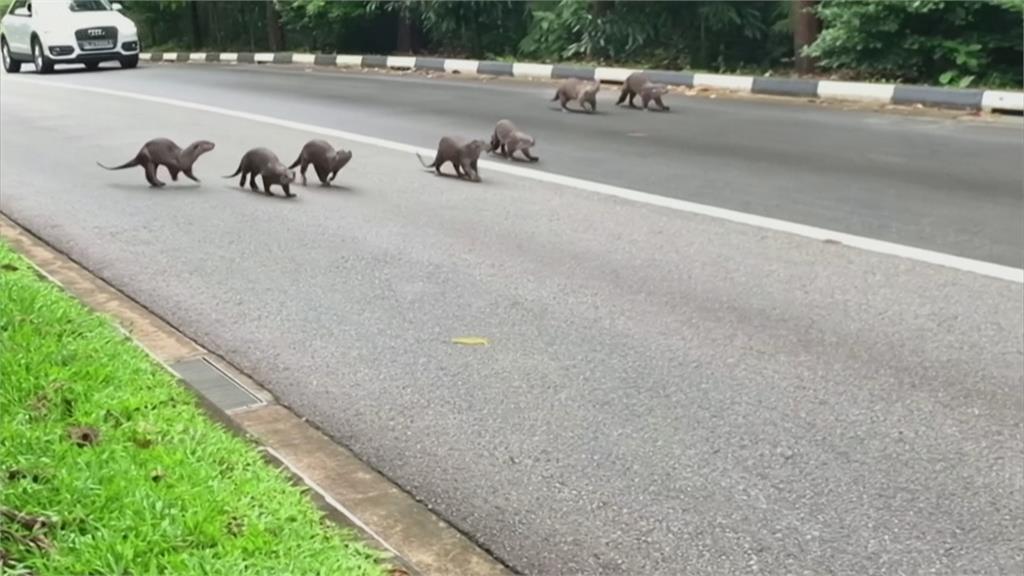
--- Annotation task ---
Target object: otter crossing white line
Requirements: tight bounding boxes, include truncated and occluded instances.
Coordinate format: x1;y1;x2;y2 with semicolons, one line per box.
8;76;1022;284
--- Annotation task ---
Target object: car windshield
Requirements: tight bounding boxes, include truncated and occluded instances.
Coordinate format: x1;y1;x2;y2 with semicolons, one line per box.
68;0;111;12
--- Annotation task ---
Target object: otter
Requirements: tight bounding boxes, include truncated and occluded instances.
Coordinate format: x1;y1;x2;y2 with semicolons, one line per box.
417;137;487;182
288;139;353;186
224;147;296;197
616;72;671;111
551;79;600;113
488;119;538;162
97;138;215;187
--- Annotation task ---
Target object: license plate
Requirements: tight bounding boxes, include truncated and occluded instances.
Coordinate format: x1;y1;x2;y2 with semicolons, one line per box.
81;40;114;50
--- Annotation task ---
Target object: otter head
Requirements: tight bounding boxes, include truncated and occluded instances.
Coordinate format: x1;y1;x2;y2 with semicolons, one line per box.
182;140;216;167
331;149;353;172
465;139;487;158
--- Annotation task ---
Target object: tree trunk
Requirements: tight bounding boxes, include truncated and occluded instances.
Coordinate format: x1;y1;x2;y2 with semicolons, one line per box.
265;1;285;51
396;10;413;54
189;0;203;49
791;0;820;74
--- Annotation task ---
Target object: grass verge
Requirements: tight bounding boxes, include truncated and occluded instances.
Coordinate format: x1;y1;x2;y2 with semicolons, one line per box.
0;241;385;575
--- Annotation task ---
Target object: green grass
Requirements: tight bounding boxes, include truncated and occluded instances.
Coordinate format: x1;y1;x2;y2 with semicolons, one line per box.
0;241;385;576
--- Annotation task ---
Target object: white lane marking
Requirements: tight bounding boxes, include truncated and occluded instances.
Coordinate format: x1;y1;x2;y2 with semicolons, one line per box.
6;77;1022;284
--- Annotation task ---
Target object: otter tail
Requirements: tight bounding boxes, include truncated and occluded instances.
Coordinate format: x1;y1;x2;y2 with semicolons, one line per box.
416;152;435;168
288;155;302;170
223;160;245;179
96;157;140;171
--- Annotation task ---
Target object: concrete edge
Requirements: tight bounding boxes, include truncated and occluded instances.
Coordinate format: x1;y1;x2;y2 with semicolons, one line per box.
0;213;514;576
137;51;1022;113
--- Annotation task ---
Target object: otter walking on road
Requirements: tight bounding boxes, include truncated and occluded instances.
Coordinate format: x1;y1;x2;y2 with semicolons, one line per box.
97;138;215;187
551;79;600;113
288;140;353;186
489;119;539;162
225;147;296;197
616;72;671;111
417;137;487;182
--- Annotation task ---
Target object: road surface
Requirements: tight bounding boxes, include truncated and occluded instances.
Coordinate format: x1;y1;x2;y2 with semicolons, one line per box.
2;64;1022;576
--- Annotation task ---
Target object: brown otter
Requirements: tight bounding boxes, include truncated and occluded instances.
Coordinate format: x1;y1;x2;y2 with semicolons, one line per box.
416;137;487;182
97;138;215;187
488;119;538;162
616;72;671;111
551;79;600;113
288;139;353;186
224;147;296;197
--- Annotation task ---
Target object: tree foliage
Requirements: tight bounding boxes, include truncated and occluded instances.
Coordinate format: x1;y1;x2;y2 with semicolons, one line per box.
806;0;1023;87
120;0;1022;88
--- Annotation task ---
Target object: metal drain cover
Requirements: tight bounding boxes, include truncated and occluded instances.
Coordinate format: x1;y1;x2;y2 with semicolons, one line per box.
170;356;263;411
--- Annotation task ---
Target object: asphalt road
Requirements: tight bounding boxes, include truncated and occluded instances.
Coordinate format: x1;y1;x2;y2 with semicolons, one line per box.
2;66;1023;576
8;63;1024;267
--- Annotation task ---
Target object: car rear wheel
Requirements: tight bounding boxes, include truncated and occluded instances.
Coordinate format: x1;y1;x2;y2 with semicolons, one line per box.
32;38;54;74
1;38;21;73
120;55;138;69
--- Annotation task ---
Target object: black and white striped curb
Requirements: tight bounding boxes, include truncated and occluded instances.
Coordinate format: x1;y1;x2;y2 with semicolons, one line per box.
141;52;1023;113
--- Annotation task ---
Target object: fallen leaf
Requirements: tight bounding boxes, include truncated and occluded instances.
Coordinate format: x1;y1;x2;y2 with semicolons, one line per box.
452;337;489;346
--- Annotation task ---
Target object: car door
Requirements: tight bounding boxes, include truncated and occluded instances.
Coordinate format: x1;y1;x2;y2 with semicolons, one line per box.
3;0;32;55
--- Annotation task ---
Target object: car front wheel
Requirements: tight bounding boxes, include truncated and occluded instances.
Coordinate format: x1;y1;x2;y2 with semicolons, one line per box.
32;38;54;74
120;54;138;69
2;38;21;73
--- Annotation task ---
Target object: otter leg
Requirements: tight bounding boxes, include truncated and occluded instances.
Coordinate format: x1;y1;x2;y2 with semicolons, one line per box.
655;96;669;111
315;164;330;186
282;182;293;197
144;161;165;187
260;174;274;196
616;87;629;105
521;148;539;162
299;159;309;186
628;92;638;109
251;171;262;193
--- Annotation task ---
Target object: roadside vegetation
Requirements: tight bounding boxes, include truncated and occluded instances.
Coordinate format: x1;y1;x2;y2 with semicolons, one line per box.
0;242;384;575
122;0;1024;89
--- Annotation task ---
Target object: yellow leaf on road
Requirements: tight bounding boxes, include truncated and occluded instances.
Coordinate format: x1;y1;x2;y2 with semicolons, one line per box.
452;337;489;346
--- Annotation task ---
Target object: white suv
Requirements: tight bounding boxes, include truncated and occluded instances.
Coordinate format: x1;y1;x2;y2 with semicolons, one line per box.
1;0;139;74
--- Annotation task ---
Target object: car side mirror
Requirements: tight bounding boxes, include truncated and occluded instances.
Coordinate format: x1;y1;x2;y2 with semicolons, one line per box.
111;2;124;11
12;7;30;16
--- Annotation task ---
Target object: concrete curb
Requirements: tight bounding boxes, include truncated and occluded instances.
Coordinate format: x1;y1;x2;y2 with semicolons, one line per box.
141;51;1023;113
0;214;514;576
